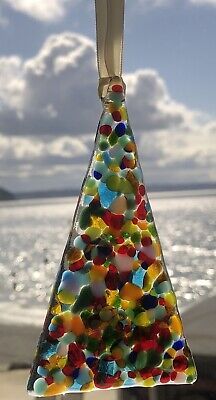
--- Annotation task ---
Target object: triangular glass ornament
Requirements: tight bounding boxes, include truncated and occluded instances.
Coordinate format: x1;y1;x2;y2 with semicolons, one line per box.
27;83;197;396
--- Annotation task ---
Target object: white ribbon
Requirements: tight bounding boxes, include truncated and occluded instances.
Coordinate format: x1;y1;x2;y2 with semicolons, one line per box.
95;0;125;98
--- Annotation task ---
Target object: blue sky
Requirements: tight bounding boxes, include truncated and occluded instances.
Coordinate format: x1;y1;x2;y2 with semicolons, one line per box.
0;0;215;192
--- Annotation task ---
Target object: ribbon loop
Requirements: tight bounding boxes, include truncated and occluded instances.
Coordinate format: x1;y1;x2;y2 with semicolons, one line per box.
95;0;125;99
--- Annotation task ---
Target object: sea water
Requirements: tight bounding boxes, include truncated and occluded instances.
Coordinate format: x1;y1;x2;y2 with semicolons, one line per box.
0;190;215;326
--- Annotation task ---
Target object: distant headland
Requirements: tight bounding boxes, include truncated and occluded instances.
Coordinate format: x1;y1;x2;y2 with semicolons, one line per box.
0;187;15;201
0;182;216;202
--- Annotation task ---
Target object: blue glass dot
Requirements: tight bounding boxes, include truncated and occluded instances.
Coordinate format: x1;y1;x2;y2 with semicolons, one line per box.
94;171;102;180
141;294;158;310
120;161;126;169
62;270;73;281
73;368;80;379
115;122;126;137
141;262;149;270
98;181;117;208
173;340;184;351
86;357;97;368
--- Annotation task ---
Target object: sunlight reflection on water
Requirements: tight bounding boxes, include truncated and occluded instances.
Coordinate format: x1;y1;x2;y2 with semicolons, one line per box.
0;192;215;325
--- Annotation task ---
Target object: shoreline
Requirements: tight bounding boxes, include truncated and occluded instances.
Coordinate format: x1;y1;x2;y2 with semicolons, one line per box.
0;323;41;371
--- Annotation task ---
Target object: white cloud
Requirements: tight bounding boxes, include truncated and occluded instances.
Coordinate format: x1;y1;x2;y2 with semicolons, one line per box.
2;0;75;23
0;31;215;192
0;32;98;136
1;0;216;27
189;0;216;6
136;0;171;8
125;69;196;131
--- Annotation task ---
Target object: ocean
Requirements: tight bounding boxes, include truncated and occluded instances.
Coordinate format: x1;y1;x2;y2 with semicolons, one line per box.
0;190;215;326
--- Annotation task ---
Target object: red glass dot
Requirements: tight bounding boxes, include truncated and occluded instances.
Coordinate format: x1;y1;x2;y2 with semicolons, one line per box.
99;124;112;136
118;245;128;254
102;210;111;226
62;365;74;376
141;340;157;351
173;355;188;372
68;343;85;368
135;193;142;205
49;325;65;340
139;184;146;196
69;258;84;271
159;298;166;306
160;372;170;383
140;369;152;379
105;270;119;290
141;236;152;246
152;368;162;377
127;246;136;257
160;328;171;340
94;374;114;389
136;200;147;220
45;376;54;385
109;213;124;230
116;237;124;244
93;256;106;265
128;371;136;379
39;359;49;367
112;111;122;122
81;234;91;244
112;84;123;93
171;371;177;381
114;371;121;379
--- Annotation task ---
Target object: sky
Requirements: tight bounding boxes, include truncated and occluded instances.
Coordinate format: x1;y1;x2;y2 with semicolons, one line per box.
0;0;215;193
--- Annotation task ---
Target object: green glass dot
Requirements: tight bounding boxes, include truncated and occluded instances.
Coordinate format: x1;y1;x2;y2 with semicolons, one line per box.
131;232;141;243
127;198;136;210
119;178;134;194
113;295;121;308
99;140;109;151
109;131;118;146
187;375;195;384
104;260;111;268
106;174;120;191
87;337;99;353
72;286;93;313
147;350;163;368
81;310;92;324
122;232;130;239
146;212;154;222
79;207;92;230
135;351;147;370
76;334;88;347
148;222;157;237
103;325;118;346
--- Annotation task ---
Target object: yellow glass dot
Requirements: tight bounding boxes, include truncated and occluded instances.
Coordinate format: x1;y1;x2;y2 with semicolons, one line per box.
169;314;183;335
120;282;143;301
134;311;151;327
165;292;177;307
143;377;156;387
167;348;176;358
96;154;103;161
89;264;107;282
120;106;128;121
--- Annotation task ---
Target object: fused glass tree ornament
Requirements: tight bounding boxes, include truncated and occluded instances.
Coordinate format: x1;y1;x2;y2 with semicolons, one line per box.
27;1;197;397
